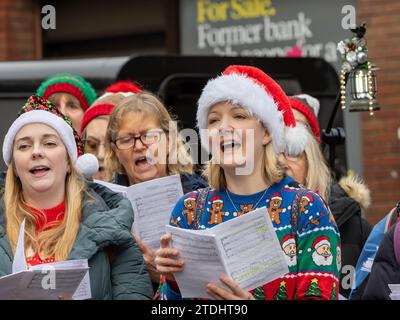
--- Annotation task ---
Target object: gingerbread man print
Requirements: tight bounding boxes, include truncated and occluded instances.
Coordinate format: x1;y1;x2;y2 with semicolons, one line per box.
207;196;228;225
170;216;181;227
267;192;284;225
300;193;314;215
236;204;254;217
182;195;197;226
301;212;324;232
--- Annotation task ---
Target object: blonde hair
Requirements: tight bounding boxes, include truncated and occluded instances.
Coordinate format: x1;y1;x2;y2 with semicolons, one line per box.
302;132;331;201
203;142;284;190
104;93;193;182
4;158;86;261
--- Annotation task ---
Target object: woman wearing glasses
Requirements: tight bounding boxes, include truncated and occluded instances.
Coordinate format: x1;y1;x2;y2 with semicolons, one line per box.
104;92;207;290
80;81;142;181
281;94;371;299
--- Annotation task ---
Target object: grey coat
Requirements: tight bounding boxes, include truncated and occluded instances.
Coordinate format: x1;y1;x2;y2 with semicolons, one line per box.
0;181;153;300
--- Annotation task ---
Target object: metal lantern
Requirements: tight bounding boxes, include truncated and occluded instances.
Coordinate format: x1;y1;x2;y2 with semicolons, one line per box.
348;63;379;113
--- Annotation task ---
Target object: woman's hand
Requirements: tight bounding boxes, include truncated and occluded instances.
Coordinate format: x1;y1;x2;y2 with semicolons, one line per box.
135;237;160;283
154;234;185;283
207;275;255;300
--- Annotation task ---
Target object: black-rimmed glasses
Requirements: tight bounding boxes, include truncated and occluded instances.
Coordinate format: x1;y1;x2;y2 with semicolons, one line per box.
113;129;164;150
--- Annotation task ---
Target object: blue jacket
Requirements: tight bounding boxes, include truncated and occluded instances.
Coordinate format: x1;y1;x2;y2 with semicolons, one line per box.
362;223;400;299
350;205;399;299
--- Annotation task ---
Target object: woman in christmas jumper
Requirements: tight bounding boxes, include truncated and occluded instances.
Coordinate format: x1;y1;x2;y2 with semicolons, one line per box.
281;95;371;298
36;73;97;133
0;96;153;299
80;81;142;181
155;65;341;300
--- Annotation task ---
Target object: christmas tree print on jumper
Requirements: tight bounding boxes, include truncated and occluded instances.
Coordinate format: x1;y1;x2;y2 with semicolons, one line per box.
274;281;288;300
306;278;322;298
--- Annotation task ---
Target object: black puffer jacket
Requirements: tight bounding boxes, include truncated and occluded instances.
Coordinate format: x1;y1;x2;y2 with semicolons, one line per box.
329;179;372;298
362;223;400;300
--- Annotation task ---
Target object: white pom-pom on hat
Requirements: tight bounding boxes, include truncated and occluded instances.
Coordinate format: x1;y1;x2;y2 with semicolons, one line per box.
284;125;309;156
75;153;99;178
294;94;320;116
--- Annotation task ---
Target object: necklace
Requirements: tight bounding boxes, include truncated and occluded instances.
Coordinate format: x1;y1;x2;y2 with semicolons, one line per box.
225;186;269;214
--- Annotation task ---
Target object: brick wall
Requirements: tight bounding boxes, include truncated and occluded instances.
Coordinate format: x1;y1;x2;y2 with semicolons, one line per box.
0;0;42;61
358;0;400;225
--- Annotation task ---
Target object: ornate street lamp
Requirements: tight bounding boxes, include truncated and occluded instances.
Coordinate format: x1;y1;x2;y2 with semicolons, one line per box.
337;22;380;114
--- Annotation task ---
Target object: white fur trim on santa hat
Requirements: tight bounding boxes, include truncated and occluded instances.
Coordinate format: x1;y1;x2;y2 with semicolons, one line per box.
294;94;320;117
314;239;330;249
284;125;309;156
184;197;197;202
282;237;295;248
98;92;135;100
2;110;77;166
197;73;284;153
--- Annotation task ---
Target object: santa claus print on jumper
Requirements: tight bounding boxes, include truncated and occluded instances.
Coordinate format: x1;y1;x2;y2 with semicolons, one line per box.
159;176;341;300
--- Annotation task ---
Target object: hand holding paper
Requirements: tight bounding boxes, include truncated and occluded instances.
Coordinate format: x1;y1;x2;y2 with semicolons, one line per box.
95;174;184;250
0;219;91;300
154;233;185;283
166;207;289;299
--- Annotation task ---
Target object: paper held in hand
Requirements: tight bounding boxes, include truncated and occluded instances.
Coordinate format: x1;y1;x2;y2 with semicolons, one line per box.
0;219;91;300
94;174;184;250
389;284;400;300
166;207;289;299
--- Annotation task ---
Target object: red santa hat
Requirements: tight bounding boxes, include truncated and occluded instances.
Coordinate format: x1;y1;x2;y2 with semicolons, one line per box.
289;94;320;142
210;196;223;204
196;65;308;155
311;236;330;250
271;192;283;201
80;81;142;133
281;234;295;249
184;195;198;202
100;80;142;98
302;193;314;203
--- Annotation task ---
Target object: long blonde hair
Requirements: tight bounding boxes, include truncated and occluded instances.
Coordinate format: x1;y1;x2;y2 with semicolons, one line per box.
104;93;194;182
301;132;331;201
4;159;86;261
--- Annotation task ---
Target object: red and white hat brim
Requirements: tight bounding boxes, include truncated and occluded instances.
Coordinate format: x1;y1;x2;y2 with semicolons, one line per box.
282;238;295;248
314;240;330;249
197;73;284;153
3;110;77;165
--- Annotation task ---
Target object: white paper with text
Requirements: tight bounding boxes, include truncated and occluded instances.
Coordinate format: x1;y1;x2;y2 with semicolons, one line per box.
166;208;288;298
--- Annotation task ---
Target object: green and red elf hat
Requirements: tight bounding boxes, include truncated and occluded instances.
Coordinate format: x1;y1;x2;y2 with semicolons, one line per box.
80;81;142;133
36;73;97;111
2;95;98;178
